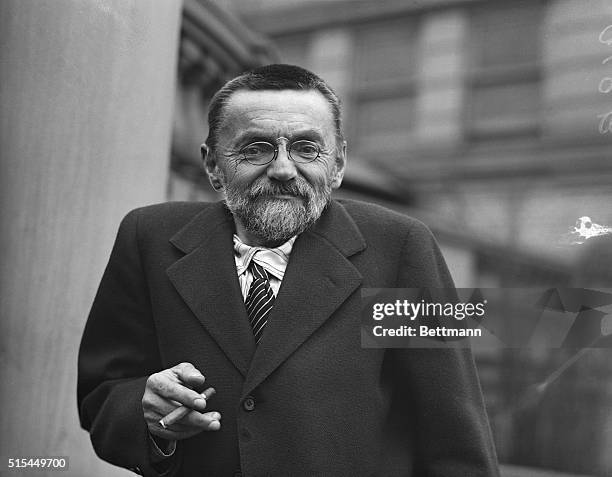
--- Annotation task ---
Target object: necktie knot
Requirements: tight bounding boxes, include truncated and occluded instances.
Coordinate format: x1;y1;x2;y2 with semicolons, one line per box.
249;260;270;281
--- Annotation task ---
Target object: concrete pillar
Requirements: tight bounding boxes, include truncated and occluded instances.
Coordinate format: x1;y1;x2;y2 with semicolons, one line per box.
0;1;181;475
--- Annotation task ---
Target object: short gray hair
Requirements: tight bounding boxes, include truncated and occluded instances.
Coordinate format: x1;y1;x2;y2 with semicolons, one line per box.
205;64;344;151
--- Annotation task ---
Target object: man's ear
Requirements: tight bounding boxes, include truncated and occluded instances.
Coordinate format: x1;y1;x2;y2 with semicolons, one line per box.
201;143;224;191
331;140;347;189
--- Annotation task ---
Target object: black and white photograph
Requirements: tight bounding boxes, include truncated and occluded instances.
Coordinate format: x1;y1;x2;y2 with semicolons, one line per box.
1;0;612;476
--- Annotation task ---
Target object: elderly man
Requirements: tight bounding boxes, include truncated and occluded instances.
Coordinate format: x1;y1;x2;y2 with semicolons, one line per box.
78;64;499;476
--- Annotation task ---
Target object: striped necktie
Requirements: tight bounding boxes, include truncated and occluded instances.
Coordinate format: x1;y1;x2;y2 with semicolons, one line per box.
245;260;275;343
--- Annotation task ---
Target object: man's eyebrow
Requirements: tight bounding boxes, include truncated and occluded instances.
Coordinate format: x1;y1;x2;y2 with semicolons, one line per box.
289;130;325;143
232;132;270;147
233;129;326;145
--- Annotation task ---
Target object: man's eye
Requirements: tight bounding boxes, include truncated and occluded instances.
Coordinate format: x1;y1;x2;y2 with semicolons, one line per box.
243;147;261;156
292;142;319;156
241;143;270;156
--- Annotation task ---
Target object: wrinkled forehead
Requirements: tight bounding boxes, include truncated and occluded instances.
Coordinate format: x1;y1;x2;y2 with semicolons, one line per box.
218;89;336;140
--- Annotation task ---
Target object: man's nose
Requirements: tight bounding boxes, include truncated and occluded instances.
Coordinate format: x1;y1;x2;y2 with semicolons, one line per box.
266;144;297;182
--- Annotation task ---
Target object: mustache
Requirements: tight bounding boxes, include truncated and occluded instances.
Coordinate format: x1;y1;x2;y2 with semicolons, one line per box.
246;180;312;199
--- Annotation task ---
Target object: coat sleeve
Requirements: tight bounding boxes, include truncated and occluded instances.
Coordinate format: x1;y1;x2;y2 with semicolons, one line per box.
77;209;181;477
393;220;500;477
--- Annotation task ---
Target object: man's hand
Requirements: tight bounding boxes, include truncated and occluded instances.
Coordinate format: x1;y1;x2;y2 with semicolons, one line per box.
143;362;221;441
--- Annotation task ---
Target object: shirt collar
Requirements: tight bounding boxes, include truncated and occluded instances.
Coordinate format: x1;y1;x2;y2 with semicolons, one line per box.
233;234;296;280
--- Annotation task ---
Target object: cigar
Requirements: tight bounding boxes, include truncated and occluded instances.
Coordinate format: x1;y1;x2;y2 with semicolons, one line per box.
159;387;216;429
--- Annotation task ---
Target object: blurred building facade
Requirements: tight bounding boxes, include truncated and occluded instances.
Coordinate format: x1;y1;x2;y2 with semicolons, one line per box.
172;0;612;285
169;0;612;475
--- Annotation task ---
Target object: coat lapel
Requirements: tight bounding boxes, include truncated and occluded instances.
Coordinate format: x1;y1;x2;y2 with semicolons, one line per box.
242;201;366;397
166;202;256;377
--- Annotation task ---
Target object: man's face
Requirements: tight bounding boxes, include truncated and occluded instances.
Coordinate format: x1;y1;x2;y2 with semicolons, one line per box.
206;89;346;246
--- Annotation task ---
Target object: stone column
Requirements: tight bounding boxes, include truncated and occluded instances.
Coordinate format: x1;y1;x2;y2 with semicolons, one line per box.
0;1;181;475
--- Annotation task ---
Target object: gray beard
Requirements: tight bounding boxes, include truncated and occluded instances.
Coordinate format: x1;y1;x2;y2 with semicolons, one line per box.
224;178;332;246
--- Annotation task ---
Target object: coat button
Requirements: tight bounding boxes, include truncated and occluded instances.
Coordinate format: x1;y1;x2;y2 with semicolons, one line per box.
243;396;255;411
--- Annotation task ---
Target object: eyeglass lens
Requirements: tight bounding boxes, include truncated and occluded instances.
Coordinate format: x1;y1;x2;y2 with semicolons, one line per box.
241;140;320;164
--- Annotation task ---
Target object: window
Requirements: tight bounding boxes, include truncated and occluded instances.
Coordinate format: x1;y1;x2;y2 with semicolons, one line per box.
352;17;417;152
276;33;311;68
466;1;543;140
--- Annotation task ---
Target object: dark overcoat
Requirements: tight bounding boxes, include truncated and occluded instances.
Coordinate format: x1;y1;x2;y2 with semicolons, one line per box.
78;199;499;477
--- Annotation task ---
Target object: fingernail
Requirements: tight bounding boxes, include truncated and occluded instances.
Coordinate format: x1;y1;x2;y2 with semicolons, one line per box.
211;412;221;420
208;420;221;430
194;398;206;409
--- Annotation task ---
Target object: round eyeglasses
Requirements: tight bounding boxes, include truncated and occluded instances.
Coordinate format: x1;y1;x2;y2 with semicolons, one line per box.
239;140;321;166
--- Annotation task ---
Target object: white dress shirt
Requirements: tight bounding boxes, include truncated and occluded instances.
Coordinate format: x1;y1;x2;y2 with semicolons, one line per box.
233;234;296;299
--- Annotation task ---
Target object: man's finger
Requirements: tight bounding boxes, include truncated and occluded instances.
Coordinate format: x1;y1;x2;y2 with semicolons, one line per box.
143;393;180;417
155;410;222;439
146;373;208;411
173;362;206;389
158;388;216;426
169;410;221;430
